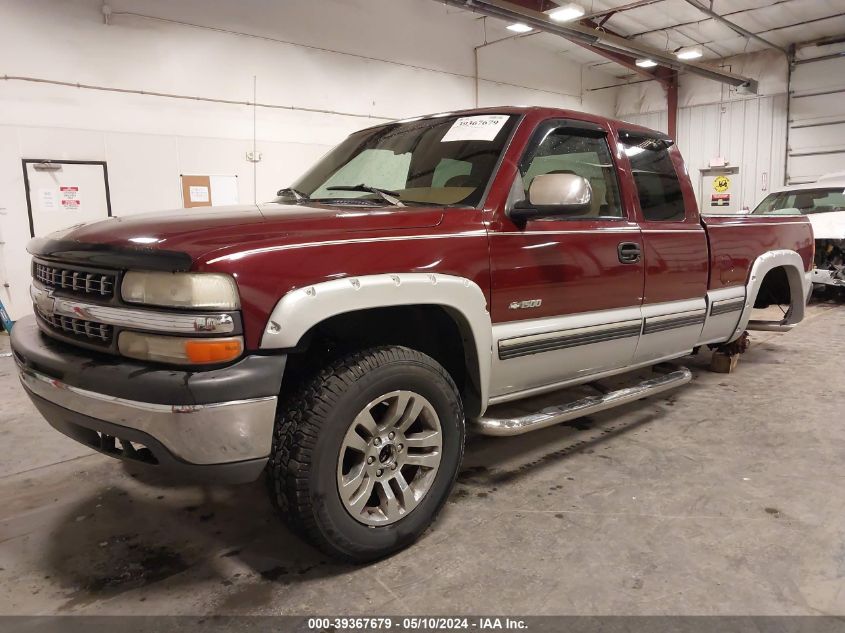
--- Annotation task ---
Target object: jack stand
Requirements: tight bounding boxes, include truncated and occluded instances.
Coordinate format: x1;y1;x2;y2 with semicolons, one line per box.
709;332;749;374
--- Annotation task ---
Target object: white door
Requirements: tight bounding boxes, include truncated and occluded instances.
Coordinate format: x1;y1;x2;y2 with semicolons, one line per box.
24;161;111;237
787;55;845;184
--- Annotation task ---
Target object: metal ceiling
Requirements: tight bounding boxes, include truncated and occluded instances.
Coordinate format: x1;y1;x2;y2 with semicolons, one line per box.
568;0;845;64
447;0;845;72
442;0;759;91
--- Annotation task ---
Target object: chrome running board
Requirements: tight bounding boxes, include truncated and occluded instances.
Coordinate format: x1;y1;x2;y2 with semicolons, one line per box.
474;367;692;437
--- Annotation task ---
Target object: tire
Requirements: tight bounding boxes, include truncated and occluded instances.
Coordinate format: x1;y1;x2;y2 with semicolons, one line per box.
266;345;465;563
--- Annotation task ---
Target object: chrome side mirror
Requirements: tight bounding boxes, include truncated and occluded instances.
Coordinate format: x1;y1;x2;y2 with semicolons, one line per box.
509;173;593;223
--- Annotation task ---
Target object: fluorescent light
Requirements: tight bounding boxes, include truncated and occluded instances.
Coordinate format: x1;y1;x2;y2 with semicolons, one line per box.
506;22;533;33
635;58;658;68
676;46;703;60
547;2;585;22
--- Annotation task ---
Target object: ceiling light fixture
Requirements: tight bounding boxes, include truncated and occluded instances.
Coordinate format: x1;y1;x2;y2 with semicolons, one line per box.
506;22;533;33
635;58;658;68
676;46;703;60
547;2;585;22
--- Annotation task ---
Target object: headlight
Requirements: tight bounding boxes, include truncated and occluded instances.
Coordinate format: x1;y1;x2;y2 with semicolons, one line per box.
118;331;243;365
121;272;240;310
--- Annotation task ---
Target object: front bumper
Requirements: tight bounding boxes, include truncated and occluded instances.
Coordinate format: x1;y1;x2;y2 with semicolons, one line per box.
11;316;285;483
812;267;845;287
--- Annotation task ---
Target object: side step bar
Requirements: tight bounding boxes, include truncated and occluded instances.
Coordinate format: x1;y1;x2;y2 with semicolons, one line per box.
746;319;795;333
474;367;692;437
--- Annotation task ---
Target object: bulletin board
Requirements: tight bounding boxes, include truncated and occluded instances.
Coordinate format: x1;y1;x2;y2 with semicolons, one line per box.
180;175;239;208
21;159;112;237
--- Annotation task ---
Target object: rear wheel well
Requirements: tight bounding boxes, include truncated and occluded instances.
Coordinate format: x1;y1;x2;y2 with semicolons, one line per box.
282;306;481;417
753;266;792;308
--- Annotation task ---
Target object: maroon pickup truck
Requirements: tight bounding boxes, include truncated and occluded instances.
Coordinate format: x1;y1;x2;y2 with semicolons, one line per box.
12;106;813;561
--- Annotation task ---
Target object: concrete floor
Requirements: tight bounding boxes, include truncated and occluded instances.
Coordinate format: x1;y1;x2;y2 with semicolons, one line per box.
1;303;844;615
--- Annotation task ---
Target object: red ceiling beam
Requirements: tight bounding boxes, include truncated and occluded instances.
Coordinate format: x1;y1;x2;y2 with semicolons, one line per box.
666;74;678;139
576;18;678;137
477;2;680;136
502;0;558;10
577;18;675;89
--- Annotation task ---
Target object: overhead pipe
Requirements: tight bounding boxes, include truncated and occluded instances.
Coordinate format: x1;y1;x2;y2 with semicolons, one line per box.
581;0;665;21
438;0;758;92
682;0;789;57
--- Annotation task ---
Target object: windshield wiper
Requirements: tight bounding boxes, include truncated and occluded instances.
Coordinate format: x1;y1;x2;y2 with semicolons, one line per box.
277;187;310;202
326;184;404;207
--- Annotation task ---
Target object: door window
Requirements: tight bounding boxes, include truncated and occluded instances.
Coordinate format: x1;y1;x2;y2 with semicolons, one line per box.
518;124;623;219
620;135;685;221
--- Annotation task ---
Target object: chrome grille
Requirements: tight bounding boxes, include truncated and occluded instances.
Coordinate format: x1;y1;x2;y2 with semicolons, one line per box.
33;262;116;298
36;311;113;346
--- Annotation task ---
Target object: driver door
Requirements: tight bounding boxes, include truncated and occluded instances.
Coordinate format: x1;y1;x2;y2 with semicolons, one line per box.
488;119;645;400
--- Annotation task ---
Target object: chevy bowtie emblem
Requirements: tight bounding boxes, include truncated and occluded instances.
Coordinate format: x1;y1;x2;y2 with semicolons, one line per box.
34;288;57;316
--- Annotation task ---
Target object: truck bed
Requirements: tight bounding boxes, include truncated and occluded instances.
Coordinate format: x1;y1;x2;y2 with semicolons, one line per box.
702;214;814;290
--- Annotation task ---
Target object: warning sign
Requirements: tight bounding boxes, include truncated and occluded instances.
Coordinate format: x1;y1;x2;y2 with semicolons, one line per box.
711;193;731;207
713;176;730;192
60;186;80;209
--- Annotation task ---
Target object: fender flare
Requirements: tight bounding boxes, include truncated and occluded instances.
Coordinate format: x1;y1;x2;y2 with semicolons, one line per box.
260;273;493;412
729;249;810;342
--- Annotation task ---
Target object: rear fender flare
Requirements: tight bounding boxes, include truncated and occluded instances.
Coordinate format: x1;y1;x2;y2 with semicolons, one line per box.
729;249;809;342
260;273;493;413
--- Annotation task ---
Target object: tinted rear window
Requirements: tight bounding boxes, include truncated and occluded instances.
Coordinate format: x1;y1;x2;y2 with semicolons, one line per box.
621;136;685;221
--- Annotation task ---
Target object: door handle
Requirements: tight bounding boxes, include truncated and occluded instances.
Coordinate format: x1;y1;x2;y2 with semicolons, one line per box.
617;242;641;264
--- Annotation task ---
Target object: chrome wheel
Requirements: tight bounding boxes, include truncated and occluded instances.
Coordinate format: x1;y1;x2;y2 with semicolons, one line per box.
337;390;443;526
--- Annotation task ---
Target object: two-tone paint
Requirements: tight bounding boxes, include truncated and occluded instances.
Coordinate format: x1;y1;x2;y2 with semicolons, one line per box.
27;106;814;417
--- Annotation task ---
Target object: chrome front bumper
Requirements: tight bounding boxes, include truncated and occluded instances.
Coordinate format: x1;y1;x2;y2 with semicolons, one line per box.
19;365;277;466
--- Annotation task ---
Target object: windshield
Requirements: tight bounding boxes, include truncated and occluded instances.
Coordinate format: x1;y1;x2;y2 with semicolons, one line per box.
285;114;518;207
752;187;845;215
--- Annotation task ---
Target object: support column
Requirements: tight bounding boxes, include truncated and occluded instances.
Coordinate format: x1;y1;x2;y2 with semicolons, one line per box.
666;75;678;139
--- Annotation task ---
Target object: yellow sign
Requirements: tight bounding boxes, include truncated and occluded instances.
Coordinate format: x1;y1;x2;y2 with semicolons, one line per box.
713;175;731;192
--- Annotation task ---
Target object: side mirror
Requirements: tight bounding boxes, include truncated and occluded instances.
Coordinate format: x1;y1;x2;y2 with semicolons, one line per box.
509;173;593;223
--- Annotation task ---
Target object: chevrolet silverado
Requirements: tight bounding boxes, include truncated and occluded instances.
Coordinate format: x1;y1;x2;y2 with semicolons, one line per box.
12;106;814;561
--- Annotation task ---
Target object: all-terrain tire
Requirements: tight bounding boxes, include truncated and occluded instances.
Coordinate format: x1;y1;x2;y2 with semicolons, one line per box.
266;345;465;563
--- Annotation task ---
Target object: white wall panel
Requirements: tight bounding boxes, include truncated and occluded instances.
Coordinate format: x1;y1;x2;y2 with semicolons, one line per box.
616;49;792;211
619;94;787;213
0;0;621;320
104;134;182;215
618;111;668;133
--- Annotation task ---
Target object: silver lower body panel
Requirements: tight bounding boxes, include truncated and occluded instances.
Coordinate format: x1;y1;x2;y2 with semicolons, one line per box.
19;366;277;465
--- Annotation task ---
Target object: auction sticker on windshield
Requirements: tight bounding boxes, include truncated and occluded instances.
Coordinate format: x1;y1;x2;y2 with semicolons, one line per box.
441;115;510;142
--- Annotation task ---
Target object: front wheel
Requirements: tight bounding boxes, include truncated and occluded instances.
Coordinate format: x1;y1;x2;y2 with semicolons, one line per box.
266;346;465;562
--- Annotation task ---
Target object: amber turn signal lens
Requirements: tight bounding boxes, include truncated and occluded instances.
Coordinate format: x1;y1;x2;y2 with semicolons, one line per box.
119;332;245;365
184;338;243;364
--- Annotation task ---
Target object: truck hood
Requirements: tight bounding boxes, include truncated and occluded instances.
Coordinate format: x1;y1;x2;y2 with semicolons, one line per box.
806;211;845;240
36;202;445;265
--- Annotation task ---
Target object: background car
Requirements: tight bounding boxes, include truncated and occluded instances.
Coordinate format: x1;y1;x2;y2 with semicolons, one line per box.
753;172;845;296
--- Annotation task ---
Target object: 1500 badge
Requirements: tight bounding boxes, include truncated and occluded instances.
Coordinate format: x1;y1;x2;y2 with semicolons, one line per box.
508;299;542;310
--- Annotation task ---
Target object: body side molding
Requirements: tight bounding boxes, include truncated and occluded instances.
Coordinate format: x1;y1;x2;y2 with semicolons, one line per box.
260;273;493;412
697;286;746;345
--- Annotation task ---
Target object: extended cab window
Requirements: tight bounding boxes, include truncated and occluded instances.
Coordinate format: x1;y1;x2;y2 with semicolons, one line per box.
289;114;518;207
519;124;623;218
620;134;686;221
753;188;845;215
